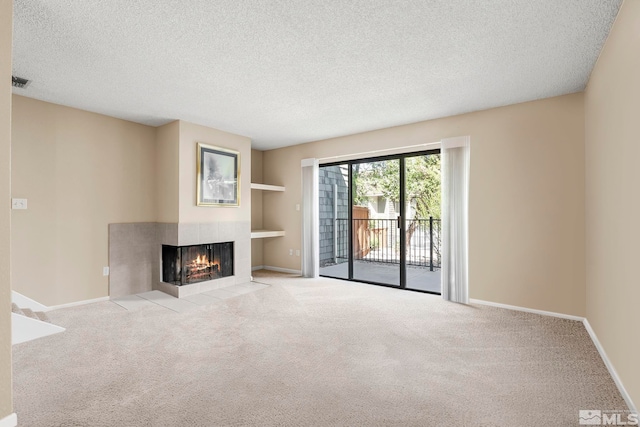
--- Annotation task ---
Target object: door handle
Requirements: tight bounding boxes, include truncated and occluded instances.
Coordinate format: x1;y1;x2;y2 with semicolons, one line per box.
397;216;401;229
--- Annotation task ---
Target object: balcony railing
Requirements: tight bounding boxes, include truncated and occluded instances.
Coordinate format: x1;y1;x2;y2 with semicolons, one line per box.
333;217;441;270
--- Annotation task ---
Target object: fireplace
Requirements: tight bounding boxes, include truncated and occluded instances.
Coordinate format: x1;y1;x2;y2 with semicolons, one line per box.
162;242;234;286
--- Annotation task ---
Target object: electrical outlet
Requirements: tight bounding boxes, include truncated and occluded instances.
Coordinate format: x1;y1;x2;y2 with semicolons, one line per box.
289;249;293;256
103;267;110;276
11;198;27;210
295;250;300;257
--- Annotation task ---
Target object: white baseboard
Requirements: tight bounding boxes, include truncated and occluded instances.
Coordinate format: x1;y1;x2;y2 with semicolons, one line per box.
12;290;110;312
469;299;585;321
583;319;637;414
46;296;110;312
251;265;265;271
0;413;16;427
262;266;302;275
470;298;636;413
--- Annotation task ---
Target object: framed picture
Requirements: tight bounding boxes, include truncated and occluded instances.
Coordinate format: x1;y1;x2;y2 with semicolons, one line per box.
196;143;240;207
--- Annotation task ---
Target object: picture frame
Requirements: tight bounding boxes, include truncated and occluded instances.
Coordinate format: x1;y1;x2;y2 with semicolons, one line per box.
196;143;240;207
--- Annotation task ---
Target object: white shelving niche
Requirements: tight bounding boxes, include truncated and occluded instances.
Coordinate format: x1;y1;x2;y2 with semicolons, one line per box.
251;183;285;239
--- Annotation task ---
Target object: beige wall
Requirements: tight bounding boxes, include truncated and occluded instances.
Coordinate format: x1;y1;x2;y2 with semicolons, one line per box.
11;96;157;306
585;0;640;409
177;121;251;224
0;0;12;419
251;149;264;267
264;93;586;316
155;121;180;223
11;109;253;306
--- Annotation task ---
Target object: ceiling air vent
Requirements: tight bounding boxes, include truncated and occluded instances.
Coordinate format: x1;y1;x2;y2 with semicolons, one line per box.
12;76;30;89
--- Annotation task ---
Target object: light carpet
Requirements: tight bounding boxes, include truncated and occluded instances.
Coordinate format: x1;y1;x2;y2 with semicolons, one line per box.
12;271;628;426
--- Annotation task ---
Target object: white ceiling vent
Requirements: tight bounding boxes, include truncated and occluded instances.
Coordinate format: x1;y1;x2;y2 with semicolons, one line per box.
12;76;30;89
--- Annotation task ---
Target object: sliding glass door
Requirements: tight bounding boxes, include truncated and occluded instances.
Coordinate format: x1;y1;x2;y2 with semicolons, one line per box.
318;150;441;294
352;158;401;286
403;153;441;293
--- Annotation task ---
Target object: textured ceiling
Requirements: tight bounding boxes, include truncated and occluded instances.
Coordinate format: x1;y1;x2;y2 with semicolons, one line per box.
12;0;622;150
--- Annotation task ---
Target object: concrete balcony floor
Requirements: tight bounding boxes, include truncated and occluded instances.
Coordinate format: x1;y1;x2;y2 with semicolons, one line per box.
320;260;441;293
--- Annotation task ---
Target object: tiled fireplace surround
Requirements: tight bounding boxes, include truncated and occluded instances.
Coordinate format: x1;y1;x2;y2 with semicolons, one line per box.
108;221;251;299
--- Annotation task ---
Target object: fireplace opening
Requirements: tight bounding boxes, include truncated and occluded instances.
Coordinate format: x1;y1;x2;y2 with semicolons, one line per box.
162;242;233;286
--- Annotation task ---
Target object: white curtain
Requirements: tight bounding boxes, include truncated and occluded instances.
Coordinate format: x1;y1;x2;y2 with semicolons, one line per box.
441;136;470;303
301;158;319;278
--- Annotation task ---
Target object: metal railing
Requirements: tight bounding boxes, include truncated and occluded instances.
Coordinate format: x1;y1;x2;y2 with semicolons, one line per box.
334;217;441;270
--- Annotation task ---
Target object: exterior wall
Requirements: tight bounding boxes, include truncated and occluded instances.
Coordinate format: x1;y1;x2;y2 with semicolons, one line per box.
318;165;348;266
11;95;157;306
0;0;13;419
585;0;640;409
263;93;586;317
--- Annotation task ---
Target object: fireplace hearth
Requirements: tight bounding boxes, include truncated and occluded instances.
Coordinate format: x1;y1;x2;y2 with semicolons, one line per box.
162;242;233;286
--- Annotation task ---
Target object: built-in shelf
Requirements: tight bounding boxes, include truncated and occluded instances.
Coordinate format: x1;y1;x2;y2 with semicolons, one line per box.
251;182;285;240
250;183;285;192
251;230;286;239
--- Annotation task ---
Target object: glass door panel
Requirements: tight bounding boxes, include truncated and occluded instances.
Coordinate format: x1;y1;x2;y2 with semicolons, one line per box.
404;153;442;293
352;158;400;286
318;163;350;279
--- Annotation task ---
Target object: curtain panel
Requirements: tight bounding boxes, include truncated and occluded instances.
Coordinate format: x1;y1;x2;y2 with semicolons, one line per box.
441;136;470;303
301;158;320;278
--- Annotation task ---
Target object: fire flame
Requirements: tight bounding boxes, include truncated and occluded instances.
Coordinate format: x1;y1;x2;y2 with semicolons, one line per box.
188;254;219;271
182;251;222;282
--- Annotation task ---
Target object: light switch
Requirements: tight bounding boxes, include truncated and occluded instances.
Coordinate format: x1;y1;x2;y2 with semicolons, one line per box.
296;204;300;211
103;267;110;276
12;198;27;210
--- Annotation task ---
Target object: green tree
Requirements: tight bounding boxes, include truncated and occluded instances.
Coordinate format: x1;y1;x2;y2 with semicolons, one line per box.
354;155;441;254
405;155;441;220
